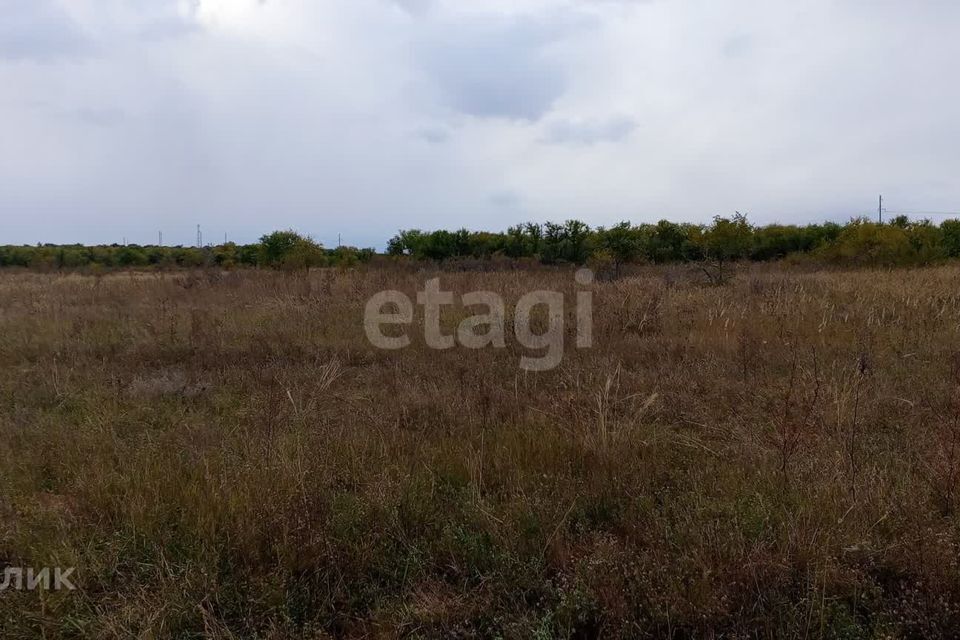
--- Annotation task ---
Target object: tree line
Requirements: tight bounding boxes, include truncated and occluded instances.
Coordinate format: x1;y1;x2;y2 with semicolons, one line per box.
0;231;374;270
388;214;960;272
4;216;960;271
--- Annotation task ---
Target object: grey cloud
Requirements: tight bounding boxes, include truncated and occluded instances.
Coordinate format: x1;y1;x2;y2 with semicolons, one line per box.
419;13;595;121
137;17;201;42
391;0;433;18
0;1;88;61
721;34;752;58
74;108;126;127
414;126;450;144
2;1;959;247
489;190;521;208
543;116;636;145
122;0;202;41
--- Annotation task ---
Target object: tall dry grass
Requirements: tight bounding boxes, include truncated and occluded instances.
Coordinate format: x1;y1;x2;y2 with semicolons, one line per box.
1;264;960;638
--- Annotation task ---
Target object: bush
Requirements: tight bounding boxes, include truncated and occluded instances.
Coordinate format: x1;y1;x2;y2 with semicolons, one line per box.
258;231;325;269
817;219;916;266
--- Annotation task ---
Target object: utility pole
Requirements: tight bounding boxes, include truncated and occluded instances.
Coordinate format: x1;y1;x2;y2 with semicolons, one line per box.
338;233;341;248
159;231;163;246
197;224;202;248
879;195;883;224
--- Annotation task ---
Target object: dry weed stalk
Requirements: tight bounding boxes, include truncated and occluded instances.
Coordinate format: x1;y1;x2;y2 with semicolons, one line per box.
0;264;959;637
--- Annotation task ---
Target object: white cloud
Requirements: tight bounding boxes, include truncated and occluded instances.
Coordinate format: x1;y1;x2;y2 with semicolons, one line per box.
543;116;636;145
1;0;958;246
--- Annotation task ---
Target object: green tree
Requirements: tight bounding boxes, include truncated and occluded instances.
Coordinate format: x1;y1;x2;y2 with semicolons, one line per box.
816;219;913;266
503;223;542;258
699;213;753;284
596;222;642;277
941;220;960;257
258;231;325;269
541;220;592;264
644;220;703;263
386;230;426;257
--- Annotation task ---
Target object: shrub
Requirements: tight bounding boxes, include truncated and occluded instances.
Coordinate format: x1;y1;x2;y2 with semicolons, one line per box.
258;231;325;269
817;219;915;266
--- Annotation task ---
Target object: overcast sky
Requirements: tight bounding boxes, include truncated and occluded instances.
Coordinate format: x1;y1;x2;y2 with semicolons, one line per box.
2;0;958;248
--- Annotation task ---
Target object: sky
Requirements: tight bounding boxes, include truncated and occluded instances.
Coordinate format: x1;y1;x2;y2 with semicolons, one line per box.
1;0;959;249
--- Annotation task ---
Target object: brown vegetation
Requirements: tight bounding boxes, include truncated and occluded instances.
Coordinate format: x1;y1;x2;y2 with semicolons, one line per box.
2;264;960;638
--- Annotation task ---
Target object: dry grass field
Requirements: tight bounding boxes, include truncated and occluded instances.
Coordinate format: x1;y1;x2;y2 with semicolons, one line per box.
2;264;960;638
